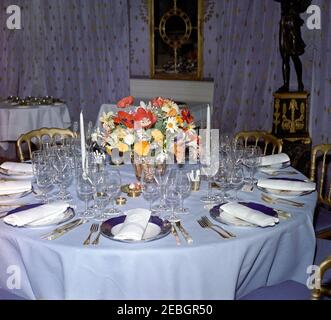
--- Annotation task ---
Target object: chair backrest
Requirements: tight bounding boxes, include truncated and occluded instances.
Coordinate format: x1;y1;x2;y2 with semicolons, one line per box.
17;127;75;162
312;256;331;300
310;144;331;207
234;131;283;155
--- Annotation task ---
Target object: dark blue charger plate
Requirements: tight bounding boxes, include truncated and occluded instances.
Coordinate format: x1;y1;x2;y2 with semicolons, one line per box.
3;203;75;228
210;202;278;227
100;215;172;243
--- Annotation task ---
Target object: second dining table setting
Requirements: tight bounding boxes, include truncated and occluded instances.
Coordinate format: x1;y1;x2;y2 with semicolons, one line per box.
0;132;317;300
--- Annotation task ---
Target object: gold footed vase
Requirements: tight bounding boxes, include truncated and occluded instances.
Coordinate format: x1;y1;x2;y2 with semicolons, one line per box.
133;157;167;182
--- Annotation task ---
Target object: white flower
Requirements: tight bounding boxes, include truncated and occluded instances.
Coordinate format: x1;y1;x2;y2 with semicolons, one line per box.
91;132;98;142
139;101;147;109
162;100;179;114
124;134;135;145
166;117;179;133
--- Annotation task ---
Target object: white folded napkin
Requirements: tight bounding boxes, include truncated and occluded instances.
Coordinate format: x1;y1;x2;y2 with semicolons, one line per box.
4;201;69;227
260;153;290;167
114;208;151;241
0;162;33;175
220;202;279;227
257;179;316;192
0;180;31;195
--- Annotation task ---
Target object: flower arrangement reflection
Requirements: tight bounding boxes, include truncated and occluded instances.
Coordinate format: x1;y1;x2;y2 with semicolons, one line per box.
93;97;199;164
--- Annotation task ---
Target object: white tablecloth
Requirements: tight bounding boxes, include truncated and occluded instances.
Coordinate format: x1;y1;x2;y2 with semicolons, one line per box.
0;166;317;300
0;102;71;150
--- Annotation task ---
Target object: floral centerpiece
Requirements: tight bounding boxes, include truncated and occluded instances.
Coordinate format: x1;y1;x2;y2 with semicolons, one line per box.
93;96;198;170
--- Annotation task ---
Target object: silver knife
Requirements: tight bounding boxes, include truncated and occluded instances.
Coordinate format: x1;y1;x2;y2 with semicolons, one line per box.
175;221;193;244
41;219;88;240
171;224;181;246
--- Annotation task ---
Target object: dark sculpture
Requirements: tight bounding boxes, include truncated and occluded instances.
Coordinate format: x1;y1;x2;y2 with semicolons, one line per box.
275;0;312;92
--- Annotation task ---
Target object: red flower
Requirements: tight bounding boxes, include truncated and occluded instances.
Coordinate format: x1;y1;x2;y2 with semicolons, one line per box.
134;108;157;129
115;111;134;129
151;97;166;108
181;108;194;124
117;96;134;108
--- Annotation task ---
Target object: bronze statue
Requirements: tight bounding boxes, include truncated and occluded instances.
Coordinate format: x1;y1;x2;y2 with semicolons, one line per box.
275;0;312;92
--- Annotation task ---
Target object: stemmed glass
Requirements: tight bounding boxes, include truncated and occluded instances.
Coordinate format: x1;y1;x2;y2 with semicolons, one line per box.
164;186;181;223
92;172;110;221
174;170;191;215
244;146;262;189
229;165;245;201
35;158;53;203
152;163;170;212
76;173;94;218
105;169;122;216
141;172;159;214
215;156;230;203
52;149;73;201
200;156;219;203
31;151;44;201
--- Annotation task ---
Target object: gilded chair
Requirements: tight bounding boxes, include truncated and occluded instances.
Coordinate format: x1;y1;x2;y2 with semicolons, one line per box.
239;239;331;300
234;131;283;155
310;144;331;239
17;127;75;162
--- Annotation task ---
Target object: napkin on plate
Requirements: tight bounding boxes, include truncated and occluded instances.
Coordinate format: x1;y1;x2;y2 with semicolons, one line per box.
3;201;69;227
114;208;151;241
0;180;31;195
260;153;290;167
220;202;279;227
0;162;33;175
257;179;316;192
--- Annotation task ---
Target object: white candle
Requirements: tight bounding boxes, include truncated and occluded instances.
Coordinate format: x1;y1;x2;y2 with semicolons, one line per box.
80;111;86;172
206;104;211;161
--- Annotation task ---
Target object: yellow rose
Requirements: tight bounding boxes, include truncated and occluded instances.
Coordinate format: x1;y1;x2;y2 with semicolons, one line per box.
151;129;164;145
134;141;150;157
116;142;129;153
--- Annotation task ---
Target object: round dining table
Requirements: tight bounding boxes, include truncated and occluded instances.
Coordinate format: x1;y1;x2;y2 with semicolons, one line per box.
0;101;71;151
0;165;317;300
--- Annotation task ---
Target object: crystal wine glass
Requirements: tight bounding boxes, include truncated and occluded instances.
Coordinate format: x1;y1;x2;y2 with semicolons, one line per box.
174;170;191;215
76;173;95;218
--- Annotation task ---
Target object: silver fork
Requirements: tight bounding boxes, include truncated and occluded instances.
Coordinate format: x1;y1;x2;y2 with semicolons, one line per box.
197;219;231;239
83;224;99;246
201;216;236;238
92;231;102;246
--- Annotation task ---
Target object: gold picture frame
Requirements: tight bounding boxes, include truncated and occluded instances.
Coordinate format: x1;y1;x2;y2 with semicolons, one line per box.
149;0;204;80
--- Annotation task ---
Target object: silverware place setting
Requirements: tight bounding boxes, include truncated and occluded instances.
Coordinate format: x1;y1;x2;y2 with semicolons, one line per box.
41;218;88;241
261;193;304;208
83;223;99;246
197;217;235;239
171;223;181;246
92;228;102;246
262;170;298;177
175;221;193;244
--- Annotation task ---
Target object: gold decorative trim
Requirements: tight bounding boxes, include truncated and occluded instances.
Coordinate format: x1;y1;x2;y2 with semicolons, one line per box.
273;92;310;99
273;99;281;134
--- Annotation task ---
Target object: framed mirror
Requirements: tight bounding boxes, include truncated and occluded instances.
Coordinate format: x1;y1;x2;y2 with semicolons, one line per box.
149;0;204;80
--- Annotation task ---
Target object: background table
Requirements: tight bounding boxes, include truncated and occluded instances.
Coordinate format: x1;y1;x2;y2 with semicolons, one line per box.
0;101;71;152
0;166;317;300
